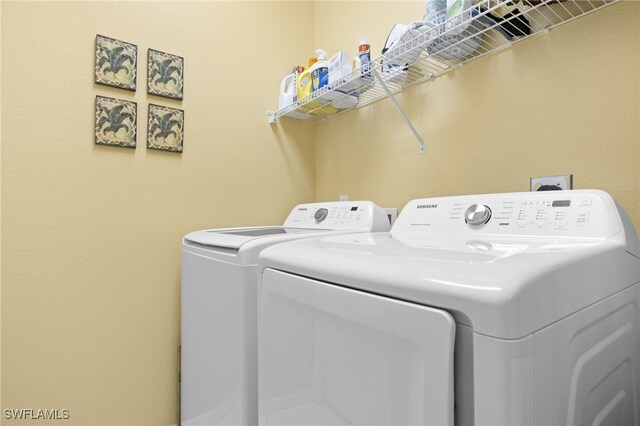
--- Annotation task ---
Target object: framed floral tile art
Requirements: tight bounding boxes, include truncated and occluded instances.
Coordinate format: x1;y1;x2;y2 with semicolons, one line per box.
147;104;183;152
147;49;184;100
95;96;137;148
95;35;137;91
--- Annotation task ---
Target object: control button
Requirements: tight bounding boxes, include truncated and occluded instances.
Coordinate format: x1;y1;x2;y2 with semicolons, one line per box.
536;219;547;227
576;211;590;226
314;208;329;223
579;199;592;207
465;204;492;225
517;220;527;227
555;220;568;227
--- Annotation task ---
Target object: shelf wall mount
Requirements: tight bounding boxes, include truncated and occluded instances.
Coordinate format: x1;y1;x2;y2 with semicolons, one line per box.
372;69;426;154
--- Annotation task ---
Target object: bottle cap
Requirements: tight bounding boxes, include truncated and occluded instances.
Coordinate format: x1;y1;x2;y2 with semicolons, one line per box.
315;49;328;60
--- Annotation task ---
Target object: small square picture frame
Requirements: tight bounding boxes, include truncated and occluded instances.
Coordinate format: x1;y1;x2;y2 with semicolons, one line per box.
95;35;137;91
147;49;184;100
147;104;184;153
95;95;137;149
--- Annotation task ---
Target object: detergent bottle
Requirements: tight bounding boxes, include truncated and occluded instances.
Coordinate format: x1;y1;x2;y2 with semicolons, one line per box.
310;49;329;91
279;67;301;110
297;68;313;101
358;37;371;77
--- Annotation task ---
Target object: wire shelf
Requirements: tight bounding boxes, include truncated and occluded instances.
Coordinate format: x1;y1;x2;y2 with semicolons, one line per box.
269;0;619;124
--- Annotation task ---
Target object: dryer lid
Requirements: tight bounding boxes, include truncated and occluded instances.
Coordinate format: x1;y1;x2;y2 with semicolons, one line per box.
258;190;640;339
259;232;638;339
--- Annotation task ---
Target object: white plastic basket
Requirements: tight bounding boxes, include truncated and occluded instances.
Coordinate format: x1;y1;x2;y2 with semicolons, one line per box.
425;13;483;60
417;0;483;61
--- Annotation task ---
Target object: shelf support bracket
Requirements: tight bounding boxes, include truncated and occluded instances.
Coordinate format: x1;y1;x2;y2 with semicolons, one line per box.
372;69;425;154
267;111;277;124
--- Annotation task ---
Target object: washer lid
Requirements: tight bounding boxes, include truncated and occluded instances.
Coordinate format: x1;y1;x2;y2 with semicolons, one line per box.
184;227;325;249
183;200;391;252
258;231;639;339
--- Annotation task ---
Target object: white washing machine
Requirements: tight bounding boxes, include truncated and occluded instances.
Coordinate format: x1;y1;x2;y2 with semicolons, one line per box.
181;201;390;425
257;190;640;425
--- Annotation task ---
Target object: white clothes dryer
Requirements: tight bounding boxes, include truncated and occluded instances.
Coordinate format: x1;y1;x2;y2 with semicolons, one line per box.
181;201;390;425
257;190;640;425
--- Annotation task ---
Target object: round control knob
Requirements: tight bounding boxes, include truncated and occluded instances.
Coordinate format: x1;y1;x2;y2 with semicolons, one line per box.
314;208;329;222
465;204;492;225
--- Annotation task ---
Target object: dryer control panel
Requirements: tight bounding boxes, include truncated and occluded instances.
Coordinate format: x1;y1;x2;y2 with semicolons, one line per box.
393;190;621;239
284;201;390;231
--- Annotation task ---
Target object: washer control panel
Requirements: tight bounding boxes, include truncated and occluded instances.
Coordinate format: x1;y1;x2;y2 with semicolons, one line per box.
284;201;384;230
393;191;620;238
514;198;592;229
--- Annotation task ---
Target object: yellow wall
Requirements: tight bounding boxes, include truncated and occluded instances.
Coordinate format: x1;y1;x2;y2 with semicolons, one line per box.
314;1;640;231
1;2;314;424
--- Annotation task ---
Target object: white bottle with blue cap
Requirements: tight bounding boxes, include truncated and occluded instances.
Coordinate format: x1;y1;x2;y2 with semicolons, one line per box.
310;49;329;91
